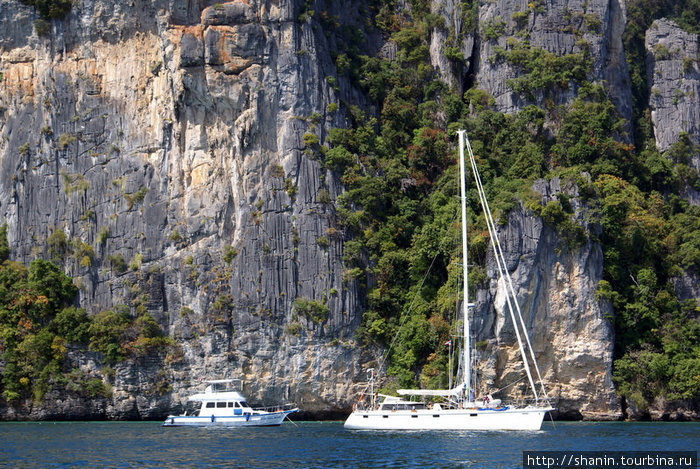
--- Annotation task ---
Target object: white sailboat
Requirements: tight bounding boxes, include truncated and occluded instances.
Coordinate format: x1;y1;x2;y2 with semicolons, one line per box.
344;130;555;431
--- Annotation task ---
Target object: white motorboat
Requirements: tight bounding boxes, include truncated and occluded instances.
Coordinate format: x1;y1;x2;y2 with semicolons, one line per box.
344;131;555;431
162;379;297;427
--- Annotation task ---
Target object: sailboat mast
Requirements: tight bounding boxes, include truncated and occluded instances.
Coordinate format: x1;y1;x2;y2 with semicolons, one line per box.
457;130;470;395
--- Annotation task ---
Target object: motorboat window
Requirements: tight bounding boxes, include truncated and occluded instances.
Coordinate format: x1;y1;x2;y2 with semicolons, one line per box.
206;402;215;408
228;402;234;407
216;402;226;408
234;402;241;408
239;401;247;407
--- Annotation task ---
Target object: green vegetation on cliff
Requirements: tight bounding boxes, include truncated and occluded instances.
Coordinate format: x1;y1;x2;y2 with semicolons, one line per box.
0;227;171;403
17;0;72;20
325;0;700;409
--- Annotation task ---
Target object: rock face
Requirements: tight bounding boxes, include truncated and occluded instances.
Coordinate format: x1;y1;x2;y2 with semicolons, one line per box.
0;0;694;420
0;0;369;418
472;178;620;420
427;0;632;127
646;19;700;205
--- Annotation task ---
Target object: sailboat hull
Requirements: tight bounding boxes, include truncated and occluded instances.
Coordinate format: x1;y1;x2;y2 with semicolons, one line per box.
344;407;552;431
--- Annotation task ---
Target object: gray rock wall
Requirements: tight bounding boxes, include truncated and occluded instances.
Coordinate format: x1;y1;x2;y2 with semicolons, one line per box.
646;19;700;205
471;178;620;420
473;0;632;128
0;0;368;417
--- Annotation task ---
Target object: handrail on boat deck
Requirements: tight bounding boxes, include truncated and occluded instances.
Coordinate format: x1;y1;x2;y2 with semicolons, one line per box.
252;403;297;412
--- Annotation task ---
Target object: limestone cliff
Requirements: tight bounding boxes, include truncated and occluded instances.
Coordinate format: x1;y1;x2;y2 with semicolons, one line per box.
0;0;372;418
0;0;696;420
646;19;700;205
472;178;620;420
428;0;632;128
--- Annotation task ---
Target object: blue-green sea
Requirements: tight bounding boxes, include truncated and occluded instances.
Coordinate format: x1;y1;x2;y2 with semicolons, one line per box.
0;421;697;468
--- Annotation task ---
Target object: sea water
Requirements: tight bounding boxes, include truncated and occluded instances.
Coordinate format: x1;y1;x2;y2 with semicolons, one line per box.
0;420;697;468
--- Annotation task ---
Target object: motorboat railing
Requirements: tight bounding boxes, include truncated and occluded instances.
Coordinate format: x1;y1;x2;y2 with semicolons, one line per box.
251;403;297;413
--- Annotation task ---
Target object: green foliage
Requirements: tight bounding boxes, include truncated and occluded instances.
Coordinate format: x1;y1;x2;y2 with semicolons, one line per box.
0;256;78;402
57;132;76;149
0;224;9;262
127;314;172;358
0;244;172;402
20;0;72;19
129;253;143;271
550;86;634;177
481;16;506;40
124;187;148;209
293;298;329;324
63;369;110;398
97;227;109;245
87;306;169;362
107;253;127;273
302;133;320;147
62;172;89;194
320;3;700;404
33;19;50;37
50;306;90;344
284;178;298;199
316;235;330;249
223;246;238;264
317;188;331;204
613;300;700;406
285;322;302;336
493;40;592;99
511;11;530;30
72;238;94;268
168;230;182;242
324;143;355;171
583;13;601;32
530;200;587;248
86;308;128;362
593;172;700;406
28;259;78;314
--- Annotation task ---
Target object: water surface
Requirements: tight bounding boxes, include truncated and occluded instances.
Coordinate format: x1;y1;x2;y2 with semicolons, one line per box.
0;420;697;468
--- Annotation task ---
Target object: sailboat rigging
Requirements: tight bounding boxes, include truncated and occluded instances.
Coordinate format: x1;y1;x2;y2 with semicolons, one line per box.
344;130;555;431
